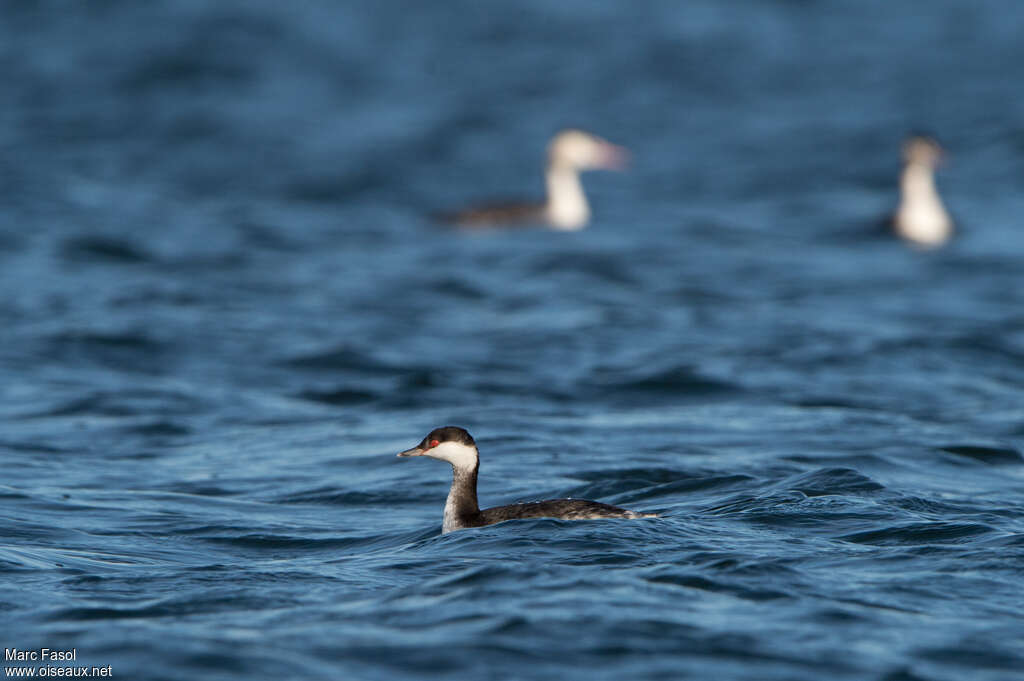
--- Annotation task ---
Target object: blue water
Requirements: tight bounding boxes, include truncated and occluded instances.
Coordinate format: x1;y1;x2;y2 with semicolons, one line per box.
3;2;1024;679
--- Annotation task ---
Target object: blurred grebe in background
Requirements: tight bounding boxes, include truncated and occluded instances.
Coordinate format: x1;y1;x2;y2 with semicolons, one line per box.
893;135;953;248
397;426;657;534
446;129;628;230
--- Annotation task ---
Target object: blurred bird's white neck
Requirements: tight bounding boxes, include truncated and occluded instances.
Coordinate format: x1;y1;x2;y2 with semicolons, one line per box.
896;163;952;247
545;164;589;230
901;163;940;204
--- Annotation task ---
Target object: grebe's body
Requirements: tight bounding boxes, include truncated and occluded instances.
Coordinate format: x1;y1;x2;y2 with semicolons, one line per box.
893;136;952;248
449;130;627;231
397;426;656;533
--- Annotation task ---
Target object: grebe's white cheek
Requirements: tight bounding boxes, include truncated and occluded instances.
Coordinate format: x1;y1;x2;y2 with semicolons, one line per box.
427;441;478;470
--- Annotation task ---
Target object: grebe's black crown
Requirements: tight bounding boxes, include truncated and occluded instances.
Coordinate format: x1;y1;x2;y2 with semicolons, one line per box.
421;426;476;448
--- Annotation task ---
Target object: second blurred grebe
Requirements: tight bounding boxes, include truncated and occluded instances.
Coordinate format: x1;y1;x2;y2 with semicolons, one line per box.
448;130;627;231
893;135;952;248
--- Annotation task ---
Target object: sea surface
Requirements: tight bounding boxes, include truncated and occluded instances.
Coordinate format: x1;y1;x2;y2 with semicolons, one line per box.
2;2;1024;680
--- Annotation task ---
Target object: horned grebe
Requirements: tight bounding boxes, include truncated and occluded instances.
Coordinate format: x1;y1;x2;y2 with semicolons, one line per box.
447;130;627;231
893;135;953;248
397;426;657;533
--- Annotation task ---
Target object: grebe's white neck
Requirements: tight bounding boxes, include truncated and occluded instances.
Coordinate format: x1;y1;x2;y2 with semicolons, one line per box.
545;163;589;231
896;161;952;247
442;462;480;534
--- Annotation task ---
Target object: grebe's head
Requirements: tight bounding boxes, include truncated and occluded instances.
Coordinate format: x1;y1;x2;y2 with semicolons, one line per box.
398;426;478;470
903;135;944;168
548;129;629;171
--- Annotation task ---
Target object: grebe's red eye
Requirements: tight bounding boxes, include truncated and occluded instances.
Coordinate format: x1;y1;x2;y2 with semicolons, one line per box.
429;439;440;448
